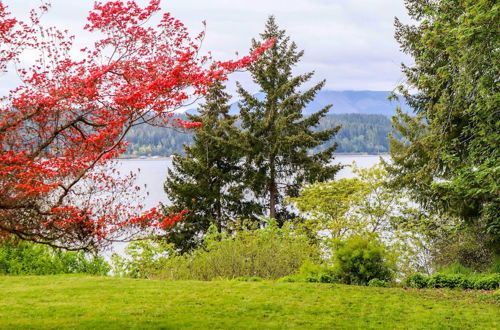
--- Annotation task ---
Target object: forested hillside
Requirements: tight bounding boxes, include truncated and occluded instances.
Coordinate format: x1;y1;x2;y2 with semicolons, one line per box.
123;113;392;157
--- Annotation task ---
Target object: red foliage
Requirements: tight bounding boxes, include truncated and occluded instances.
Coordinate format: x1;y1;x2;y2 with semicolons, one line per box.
0;1;272;250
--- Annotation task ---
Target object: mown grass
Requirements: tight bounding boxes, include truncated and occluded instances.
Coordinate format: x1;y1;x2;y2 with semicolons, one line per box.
0;275;498;329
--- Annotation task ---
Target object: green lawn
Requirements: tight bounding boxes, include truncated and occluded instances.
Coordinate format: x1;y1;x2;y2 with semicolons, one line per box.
0;275;498;329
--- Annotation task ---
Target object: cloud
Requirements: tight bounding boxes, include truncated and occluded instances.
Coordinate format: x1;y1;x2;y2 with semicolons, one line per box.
1;0;413;96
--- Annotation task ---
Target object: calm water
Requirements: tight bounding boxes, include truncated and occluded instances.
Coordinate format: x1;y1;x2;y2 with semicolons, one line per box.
116;154;389;209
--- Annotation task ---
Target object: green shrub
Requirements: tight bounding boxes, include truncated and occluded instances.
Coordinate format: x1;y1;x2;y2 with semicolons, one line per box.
473;274;500;290
487;256;500;274
0;239;110;275
296;261;336;283
404;273;429;288
234;277;263;282
277;276;296;283
427;273;467;289
368;278;388;287
331;236;395;285
114;221;317;280
403;271;499;291
439;262;474;276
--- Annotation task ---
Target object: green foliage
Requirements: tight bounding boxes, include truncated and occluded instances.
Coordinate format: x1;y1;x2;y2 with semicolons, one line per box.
439;262;474;276
0;239;110;275
474;274;500;291
388;0;500;250
404;273;429;289
368;278;389;287
294;261;337;283
111;239;175;279
289;163;450;275
331;236;395;285
403;272;499;290
427;273;466;289
488;256;500;274
315;114;393;154
333;236;395;285
163;82;260;252
236;16;341;223
431;227;495;272
113;221;316;280
277;275;296;283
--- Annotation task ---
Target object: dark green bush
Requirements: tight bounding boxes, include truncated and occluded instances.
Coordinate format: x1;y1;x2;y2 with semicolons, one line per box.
404;273;429;288
473;274;500;290
0;239;110;275
427;273;465;289
331;236;394;285
368;278;388;287
403;272;499;290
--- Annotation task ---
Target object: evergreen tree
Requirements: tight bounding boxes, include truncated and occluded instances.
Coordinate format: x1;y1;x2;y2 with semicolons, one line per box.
237;16;341;224
387;0;499;249
164;82;259;252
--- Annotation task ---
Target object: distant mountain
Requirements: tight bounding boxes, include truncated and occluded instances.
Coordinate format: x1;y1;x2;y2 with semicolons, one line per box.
298;90;411;116
187;90;411;117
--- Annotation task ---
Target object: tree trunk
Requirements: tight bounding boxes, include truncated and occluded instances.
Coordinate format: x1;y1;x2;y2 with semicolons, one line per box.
269;156;277;219
269;181;276;219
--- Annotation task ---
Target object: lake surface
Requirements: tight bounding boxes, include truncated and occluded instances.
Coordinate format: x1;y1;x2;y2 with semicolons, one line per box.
116;154;389;210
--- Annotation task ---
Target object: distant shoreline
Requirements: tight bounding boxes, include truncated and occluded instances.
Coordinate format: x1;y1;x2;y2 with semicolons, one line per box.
118;153;389;161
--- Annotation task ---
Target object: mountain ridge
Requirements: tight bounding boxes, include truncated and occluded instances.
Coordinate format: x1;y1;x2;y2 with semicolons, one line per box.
187;90;411;117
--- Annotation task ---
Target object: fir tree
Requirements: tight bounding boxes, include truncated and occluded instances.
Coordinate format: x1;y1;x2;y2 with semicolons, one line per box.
237;16;342;224
387;0;499;250
164;82;259;252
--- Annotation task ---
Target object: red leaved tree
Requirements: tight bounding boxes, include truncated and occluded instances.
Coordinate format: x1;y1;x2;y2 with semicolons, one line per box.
0;0;271;250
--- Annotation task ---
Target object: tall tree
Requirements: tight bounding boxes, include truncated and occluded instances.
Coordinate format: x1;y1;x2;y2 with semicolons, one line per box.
164;82;259;252
237;16;341;224
387;0;499;249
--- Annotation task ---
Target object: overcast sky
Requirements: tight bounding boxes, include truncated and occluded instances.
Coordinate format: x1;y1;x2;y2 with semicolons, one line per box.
3;0;412;96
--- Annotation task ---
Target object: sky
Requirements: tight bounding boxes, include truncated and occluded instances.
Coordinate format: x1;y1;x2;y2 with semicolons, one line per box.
3;0;413;97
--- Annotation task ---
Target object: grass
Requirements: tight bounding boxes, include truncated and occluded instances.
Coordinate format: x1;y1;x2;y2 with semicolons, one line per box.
0;275;498;329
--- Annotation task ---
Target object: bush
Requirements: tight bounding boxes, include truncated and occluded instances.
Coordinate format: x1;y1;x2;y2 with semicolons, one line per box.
403;272;499;290
427;273;464;289
368;278;388;287
277;276;296;283
488;256;500;274
0;239;110;275
474;274;500;290
295;261;337;283
404;273;429;289
439;262;474;276
331;236;395;285
234;277;263;282
113;221;317;280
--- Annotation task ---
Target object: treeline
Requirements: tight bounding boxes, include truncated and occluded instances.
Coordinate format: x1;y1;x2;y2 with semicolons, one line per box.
123;113;392;157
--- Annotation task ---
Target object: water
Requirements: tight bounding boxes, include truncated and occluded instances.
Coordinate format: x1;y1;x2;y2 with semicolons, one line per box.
116;154;389;209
